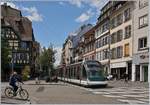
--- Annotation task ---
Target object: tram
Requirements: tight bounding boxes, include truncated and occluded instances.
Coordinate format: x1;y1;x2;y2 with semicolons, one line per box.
57;60;107;87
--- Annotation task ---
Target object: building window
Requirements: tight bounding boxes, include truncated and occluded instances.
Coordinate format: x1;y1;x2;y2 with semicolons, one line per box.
139;14;148;28
124;43;130;57
21;42;27;49
117;46;123;58
105;36;108;45
117;30;123;42
101;21;109;33
111;32;117;44
111;18;116;29
139;0;148;9
138;37;147;50
125;25;131;39
103;49;109;60
111;46;123;59
111;48;116;59
96;41;98;48
117;13;123;26
124;8;131;22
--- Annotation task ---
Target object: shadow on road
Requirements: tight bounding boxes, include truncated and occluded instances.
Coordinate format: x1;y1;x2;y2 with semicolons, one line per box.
36;86;45;92
1;95;29;104
24;83;67;86
1;101;18;104
87;85;114;89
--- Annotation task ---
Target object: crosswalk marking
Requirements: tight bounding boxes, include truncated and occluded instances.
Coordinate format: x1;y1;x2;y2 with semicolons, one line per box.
93;91;111;94
118;99;146;104
103;95;126;98
137;98;149;102
122;94;146;98
58;82;149;104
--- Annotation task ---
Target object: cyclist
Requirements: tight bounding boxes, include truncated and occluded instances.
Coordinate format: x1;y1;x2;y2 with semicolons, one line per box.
9;71;22;96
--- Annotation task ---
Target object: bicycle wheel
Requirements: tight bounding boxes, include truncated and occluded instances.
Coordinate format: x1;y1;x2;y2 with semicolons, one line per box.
19;89;29;100
4;87;14;98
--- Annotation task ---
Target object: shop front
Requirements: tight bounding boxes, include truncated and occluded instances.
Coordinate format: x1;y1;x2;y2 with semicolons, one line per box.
110;62;127;79
132;52;149;82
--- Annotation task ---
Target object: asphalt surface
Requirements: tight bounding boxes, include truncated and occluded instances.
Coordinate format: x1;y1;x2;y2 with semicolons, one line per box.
1;80;149;104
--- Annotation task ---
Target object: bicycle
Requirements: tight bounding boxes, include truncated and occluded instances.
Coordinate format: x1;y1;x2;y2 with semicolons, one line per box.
4;82;29;100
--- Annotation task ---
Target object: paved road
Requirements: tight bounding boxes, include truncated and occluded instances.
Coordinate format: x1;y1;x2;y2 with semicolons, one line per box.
1;80;149;104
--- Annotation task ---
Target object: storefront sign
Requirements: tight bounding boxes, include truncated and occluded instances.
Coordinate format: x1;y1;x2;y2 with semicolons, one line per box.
133;52;149;64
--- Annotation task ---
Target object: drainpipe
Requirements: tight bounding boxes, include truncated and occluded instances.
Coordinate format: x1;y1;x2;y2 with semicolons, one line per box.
11;49;14;74
108;17;111;75
148;0;150;83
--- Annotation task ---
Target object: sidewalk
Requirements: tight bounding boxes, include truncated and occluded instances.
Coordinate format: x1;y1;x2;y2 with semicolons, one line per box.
108;80;149;88
2;80;149;88
24;80;48;85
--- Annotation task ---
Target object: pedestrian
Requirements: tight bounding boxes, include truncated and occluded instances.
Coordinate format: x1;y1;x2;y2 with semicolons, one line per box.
124;73;128;83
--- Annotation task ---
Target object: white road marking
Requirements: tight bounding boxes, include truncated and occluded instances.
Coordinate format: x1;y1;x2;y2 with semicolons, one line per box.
65;82;149;104
128;100;147;104
93;92;111;95
108;91;128;94
122;94;146;98
103;95;126;98
124;91;146;94
137;98;150;102
118;99;146;104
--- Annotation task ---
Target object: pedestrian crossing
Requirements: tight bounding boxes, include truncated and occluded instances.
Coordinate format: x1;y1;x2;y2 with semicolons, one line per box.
66;83;149;104
91;87;149;104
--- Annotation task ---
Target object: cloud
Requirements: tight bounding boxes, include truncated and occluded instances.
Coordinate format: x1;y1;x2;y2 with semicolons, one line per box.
60;0;109;23
1;2;43;22
87;0;109;15
21;7;43;22
75;9;94;23
59;1;65;6
68;0;83;8
54;46;62;66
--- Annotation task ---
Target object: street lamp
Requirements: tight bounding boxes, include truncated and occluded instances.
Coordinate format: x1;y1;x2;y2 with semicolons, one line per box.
11;49;14;74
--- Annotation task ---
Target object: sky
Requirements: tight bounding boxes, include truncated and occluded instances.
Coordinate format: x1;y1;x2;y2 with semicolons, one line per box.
1;0;108;66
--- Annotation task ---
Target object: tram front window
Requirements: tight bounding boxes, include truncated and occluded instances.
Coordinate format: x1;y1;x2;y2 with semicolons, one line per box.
88;70;105;81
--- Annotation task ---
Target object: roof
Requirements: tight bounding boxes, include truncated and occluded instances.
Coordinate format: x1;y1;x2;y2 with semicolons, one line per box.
1;4;34;41
72;24;93;48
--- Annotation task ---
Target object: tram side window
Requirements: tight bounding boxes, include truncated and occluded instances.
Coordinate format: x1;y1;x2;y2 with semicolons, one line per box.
82;66;87;80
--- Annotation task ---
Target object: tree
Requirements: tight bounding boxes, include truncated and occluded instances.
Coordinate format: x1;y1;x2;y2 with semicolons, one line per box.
22;66;30;81
1;37;11;81
39;44;56;77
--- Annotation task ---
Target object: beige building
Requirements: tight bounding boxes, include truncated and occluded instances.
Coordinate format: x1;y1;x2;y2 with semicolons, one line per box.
109;1;135;79
62;35;75;65
61;24;93;65
95;1;113;75
132;0;149;82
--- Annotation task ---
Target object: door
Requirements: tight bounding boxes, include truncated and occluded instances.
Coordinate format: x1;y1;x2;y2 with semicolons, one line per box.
128;62;132;80
136;65;140;81
144;66;148;82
